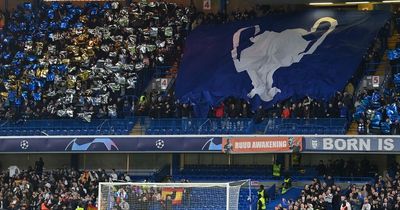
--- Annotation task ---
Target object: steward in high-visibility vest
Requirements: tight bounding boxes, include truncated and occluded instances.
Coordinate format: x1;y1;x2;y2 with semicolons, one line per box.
258;185;265;197
273;164;281;177
281;186;288;194
292;154;300;166
281;175;291;194
284;177;292;188
258;185;268;203
76;203;84;210
257;194;266;210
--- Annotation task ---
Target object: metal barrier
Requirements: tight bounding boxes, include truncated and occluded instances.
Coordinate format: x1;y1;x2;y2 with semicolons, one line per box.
137;117;348;135
0;118;135;136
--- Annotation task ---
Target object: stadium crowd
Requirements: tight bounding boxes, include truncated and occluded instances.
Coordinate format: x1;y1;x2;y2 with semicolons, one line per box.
137;90;354;122
0;161;191;210
0;0;390;128
276;162;400;210
0;160;148;210
0;167;101;209
0;1;189;122
190;4;274;27
360;23;400;135
354;80;400;135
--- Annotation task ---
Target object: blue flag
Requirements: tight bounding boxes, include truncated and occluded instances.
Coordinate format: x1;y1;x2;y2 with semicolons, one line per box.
176;10;390;117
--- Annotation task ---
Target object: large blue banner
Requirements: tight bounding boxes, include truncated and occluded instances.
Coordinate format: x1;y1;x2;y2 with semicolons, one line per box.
0;136;222;153
176;10;390;116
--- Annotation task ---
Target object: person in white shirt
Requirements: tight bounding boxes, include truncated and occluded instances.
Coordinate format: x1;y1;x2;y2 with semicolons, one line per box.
8;165;20;177
361;198;371;210
124;174;131;182
119;199;129;210
340;196;352;210
110;169;118;181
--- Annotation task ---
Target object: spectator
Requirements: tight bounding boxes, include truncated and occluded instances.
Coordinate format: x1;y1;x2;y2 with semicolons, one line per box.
358;119;366;134
227;103;239;119
254;105;266;124
35;157;44;175
317;160;326;176
339;102;349;119
181;103;193;119
240;101;252;118
214;102;225;118
361;198;371;210
326;103;338;118
110;169;118;182
281;105;290;119
257;193;267;210
325;175;334;187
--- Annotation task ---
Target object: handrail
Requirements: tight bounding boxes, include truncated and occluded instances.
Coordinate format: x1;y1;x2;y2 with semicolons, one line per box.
198;118;211;134
97;119;108;130
142;117;348;135
0;120;8;128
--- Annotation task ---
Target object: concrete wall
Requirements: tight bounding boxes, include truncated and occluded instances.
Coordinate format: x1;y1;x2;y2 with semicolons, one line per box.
0;154;72;171
0;153;394;174
0;153;173;172
300;154;388;173
79;153;171;170
183;153;275;165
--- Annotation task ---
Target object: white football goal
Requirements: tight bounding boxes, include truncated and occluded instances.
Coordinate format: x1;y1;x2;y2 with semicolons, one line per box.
98;180;251;210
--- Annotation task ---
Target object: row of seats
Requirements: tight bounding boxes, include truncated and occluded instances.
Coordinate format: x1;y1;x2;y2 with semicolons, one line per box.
174;165;271;181
174;175;267;181
265;127;347;135
146;127;346;135
0;119;134;136
0;119;133;128
144;118;348;135
173;165;374;182
0;129;131;136
145;128;250;135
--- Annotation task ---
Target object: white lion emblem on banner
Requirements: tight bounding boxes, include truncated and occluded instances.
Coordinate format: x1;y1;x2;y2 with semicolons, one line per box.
231;17;338;101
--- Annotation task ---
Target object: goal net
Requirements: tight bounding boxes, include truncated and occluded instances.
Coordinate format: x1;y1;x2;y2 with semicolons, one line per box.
98;180;251;210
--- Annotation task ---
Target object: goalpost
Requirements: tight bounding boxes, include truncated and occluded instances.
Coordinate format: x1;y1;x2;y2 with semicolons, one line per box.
98;180;252;210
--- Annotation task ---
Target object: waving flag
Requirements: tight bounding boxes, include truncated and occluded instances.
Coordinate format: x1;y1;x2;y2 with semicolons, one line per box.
162;187;184;205
176;10;390;116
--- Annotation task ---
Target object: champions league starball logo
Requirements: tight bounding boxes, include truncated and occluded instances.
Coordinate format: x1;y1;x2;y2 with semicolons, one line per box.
65;138;119;151
20;140;29;150
155;139;165;149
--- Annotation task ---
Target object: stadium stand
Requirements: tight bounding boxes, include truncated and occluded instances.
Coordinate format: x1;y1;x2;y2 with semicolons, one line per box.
171;159;377;182
0;166;260;210
138;92;351;135
134;19;390;135
0;0;389;135
0;1;187;124
273;173;398;210
354;57;400;134
1;1;400;210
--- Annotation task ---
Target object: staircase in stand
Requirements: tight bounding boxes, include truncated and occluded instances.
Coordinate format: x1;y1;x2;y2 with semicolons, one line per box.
130;123;144;135
347;33;399;135
374;33;398;76
346;121;358;135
